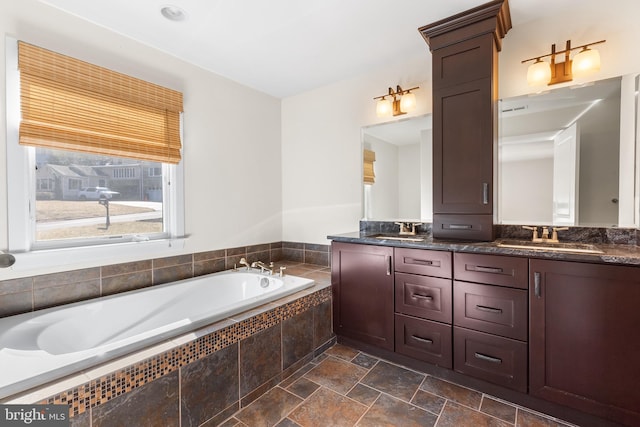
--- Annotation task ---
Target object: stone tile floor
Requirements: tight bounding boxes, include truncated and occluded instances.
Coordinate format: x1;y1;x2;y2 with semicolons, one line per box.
222;343;575;427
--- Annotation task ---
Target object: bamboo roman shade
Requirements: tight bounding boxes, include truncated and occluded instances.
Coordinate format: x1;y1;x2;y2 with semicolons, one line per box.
18;41;183;164
363;149;376;184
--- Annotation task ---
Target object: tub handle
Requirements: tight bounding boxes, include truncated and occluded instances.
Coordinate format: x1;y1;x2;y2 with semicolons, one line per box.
0;252;16;268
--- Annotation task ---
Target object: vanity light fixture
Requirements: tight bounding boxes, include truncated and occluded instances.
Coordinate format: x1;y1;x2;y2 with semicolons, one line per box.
522;39;605;87
374;85;419;117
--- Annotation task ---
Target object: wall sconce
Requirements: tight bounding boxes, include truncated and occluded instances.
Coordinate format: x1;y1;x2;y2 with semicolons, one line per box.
374;85;419;117
522;39;605;87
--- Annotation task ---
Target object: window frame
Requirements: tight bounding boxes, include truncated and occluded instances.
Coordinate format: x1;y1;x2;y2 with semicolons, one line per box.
5;37;186;271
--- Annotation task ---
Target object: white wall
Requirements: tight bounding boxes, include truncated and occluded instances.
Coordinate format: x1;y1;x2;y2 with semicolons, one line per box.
0;1;282;277
282;1;640;244
281;54;432;243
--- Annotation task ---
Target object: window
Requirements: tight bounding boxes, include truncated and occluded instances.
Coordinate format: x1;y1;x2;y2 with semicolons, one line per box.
6;38;185;261
68;179;82;191
113;168;136;179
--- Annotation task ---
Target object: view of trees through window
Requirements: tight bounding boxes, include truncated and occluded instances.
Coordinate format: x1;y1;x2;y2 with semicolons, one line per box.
35;147;164;242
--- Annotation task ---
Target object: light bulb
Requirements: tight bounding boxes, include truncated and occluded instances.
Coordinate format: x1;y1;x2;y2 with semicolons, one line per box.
572;47;601;78
376;98;392;117
527;59;552;87
400;92;417;113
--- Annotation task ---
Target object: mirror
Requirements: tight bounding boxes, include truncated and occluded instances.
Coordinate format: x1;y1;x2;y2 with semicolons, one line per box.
360;75;638;228
361;114;432;221
499;77;623;227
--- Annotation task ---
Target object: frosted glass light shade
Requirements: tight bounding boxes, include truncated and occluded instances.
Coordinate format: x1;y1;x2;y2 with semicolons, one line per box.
376;98;392;117
400;92;417;112
572;48;601;77
527;59;552;87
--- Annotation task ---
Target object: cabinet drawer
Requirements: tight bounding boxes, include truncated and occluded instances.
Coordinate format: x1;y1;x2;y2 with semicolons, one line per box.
454;253;528;289
395;273;452;323
395;248;451;278
396;314;452;369
454;327;527;393
454;281;527;341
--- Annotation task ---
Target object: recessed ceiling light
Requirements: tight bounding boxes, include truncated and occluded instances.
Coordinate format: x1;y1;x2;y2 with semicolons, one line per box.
160;5;187;22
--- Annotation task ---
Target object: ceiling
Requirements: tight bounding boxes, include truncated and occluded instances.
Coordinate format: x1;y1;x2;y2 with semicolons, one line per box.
38;0;588;98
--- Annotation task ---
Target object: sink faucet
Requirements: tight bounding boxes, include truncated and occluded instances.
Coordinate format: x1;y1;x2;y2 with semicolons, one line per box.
395;222;422;236
522;226;568;243
251;260;274;275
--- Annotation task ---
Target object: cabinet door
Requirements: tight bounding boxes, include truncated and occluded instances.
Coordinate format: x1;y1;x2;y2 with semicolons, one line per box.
433;78;493;217
331;242;394;351
530;259;640;426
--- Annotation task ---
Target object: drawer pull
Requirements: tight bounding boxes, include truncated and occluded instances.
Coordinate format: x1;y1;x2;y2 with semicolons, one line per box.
474;352;502;364
386;255;392;276
412;294;433;301
411;335;433;344
448;224;473;230
472;265;504;274
405;257;438;267
476;305;502;314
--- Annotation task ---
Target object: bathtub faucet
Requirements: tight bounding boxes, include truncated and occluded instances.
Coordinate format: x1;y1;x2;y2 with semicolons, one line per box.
239;257;251;271
251;260;274;275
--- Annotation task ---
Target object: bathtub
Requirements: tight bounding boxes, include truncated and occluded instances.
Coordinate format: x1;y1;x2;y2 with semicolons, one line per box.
0;269;314;400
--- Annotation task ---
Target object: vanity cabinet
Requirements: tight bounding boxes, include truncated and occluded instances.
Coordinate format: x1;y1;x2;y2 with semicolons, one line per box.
452;253;528;392
529;259;640;426
419;0;511;241
331;242;394;351
394;248;453;368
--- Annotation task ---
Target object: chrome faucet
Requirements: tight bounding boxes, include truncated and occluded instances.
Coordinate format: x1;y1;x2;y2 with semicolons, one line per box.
251;260;274;275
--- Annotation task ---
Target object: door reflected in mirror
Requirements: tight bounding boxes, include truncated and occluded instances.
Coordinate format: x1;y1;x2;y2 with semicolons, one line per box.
499;76;622;227
361;114;433;221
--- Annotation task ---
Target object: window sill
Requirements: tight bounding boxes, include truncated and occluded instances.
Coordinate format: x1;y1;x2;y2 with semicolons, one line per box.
6;238;188;275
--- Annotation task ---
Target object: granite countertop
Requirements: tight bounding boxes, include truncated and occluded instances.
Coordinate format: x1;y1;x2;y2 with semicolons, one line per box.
327;231;640;266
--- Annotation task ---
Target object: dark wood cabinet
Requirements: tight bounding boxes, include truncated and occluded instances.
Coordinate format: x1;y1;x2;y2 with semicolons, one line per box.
420;0;511;241
453;253;528;391
529;259;640;426
331;242;394;351
394;248;453;368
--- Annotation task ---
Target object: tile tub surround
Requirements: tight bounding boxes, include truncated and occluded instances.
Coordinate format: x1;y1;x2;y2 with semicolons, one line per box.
3;262;333;427
223;343;576;427
0;241;330;319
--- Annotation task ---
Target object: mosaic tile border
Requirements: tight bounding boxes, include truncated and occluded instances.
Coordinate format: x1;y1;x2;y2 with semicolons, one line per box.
38;286;332;417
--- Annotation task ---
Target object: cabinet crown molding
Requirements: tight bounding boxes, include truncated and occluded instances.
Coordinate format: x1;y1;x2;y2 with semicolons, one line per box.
419;0;512;52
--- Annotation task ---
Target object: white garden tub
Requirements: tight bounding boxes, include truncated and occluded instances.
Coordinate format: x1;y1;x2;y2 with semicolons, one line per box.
0;269;314;399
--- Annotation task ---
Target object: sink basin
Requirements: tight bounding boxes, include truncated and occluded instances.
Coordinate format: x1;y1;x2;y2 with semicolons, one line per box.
370;234;426;243
497;240;604;254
